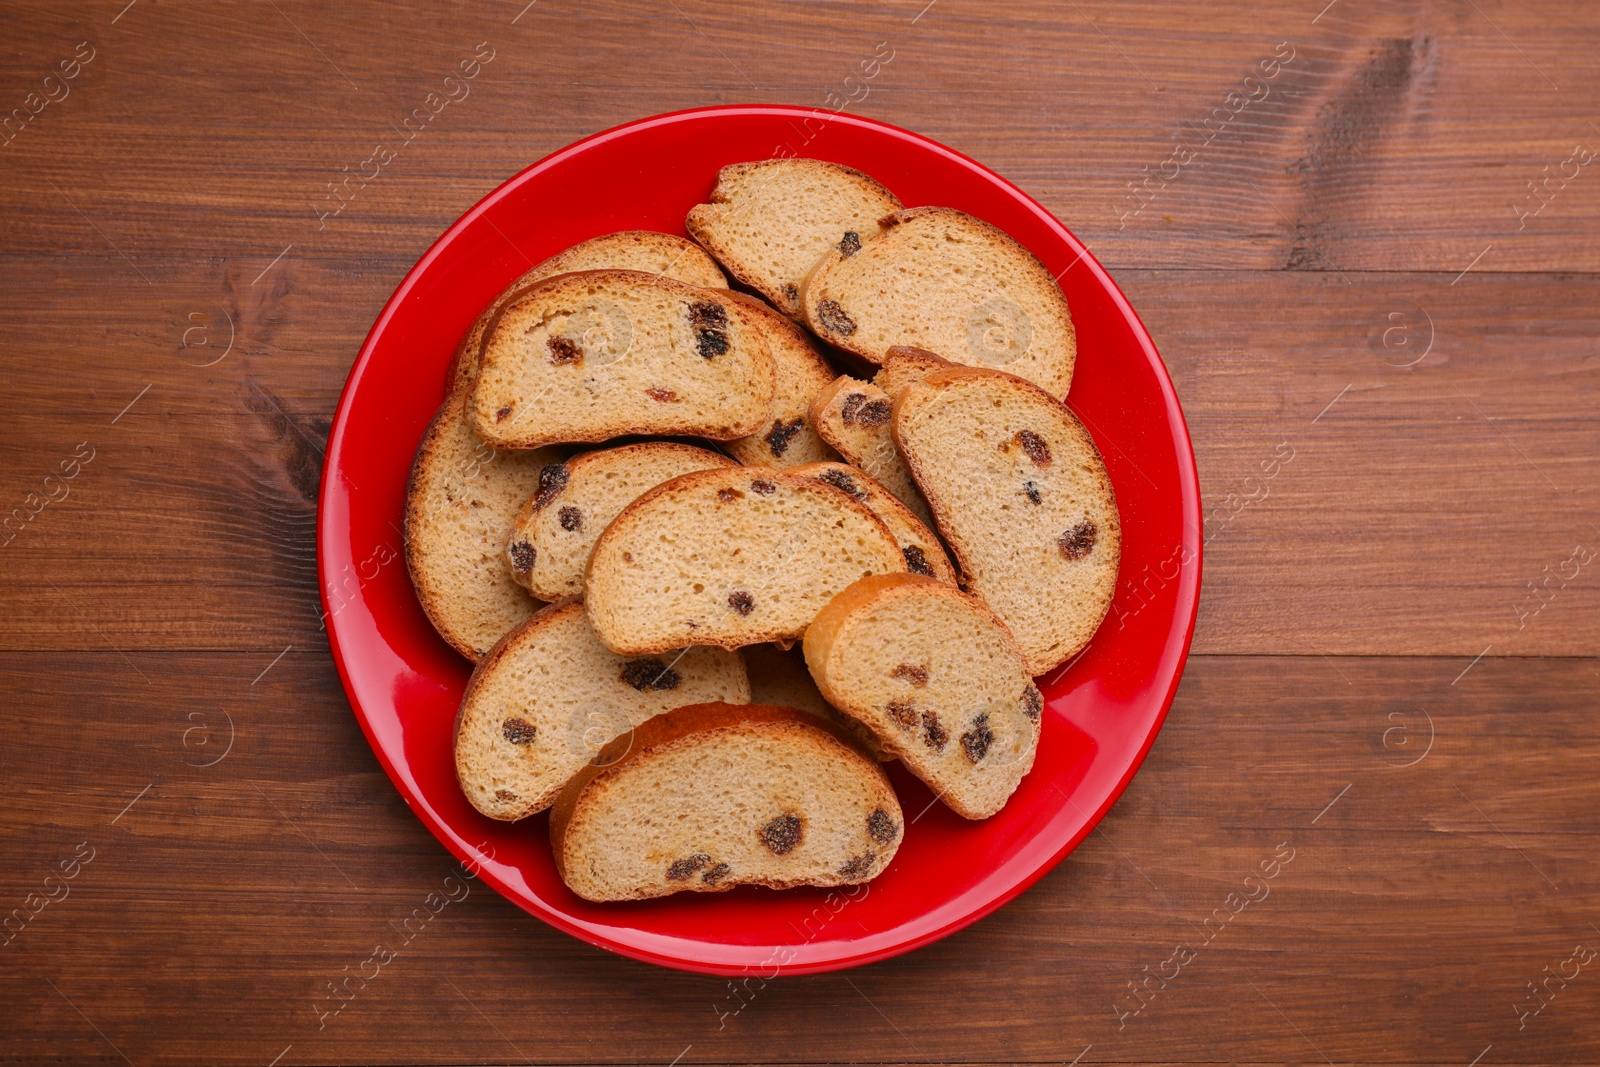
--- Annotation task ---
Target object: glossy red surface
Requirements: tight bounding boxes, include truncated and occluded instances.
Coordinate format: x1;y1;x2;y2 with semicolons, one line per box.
316;106;1201;976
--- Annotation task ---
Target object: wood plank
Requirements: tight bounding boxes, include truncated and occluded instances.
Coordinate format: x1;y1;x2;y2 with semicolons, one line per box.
2;264;1595;656
2;652;1595;1064
0;1;1597;272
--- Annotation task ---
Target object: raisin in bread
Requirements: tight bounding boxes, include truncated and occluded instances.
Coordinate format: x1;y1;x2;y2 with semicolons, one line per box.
454;600;749;820
404;392;557;661
686;159;902;318
894;366;1120;674
742;643;889;761
803;207;1076;399
804;574;1041;819
584;467;906;654
721;292;839;468
790;461;957;586
469;271;775;449
550;703;902;901
809;376;933;527
506;442;737;601
449;231;727;393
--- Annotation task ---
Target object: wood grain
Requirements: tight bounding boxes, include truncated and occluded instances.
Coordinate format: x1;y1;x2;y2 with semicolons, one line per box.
1;0;1597;1063
1;655;1595;1065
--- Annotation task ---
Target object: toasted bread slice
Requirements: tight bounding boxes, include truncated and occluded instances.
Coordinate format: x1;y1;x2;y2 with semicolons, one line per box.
790;461;957;586
404;392;558;661
721;293;839;468
550;703;902;901
507;442;738;601
449;232;727;393
686;159;902;318
809;376;933;527
454;601;749;820
468;271;775;449
802;207;1076;398
894;367;1120;674
805;574;1040;819
585;467;906;654
742;643;889;761
875;345;952;399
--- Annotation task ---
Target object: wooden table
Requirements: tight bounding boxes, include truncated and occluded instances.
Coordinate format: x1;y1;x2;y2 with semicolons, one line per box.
3;1;1597;1063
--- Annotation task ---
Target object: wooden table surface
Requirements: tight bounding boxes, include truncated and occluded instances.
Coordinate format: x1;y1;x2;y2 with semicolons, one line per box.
3;1;1598;1063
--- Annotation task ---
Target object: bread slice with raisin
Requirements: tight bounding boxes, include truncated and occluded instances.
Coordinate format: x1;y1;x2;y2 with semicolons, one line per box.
506;442;738;601
404;392;557;661
805;574;1041;819
874;345;952;399
469;271;775;449
686;159;902;319
802;207;1076;399
790;461;957;586
742;643;889;761
806;575;1043;819
450;231;726;393
455;601;749;821
894;367;1120;674
721;293;839;468
585;467;906;654
550;703;902;901
809;376;933;527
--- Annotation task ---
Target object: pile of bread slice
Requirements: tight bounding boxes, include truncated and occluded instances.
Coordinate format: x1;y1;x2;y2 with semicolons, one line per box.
404;159;1120;902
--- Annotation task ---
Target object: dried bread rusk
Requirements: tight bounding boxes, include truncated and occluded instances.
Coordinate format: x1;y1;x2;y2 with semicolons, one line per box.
469;271;775;449
805;574;1041;819
454;601;749;820
584;466;906;654
687;158;902;319
809;376;933;527
550;702;903;901
449;231;726;392
404;391;556;661
803;207;1076;399
893;366;1120;675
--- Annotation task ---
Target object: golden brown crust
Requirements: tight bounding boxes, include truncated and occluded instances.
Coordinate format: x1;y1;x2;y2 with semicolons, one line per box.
549;702;862;872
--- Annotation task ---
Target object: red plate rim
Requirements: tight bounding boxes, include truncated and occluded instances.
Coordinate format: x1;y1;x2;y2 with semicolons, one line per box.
316;104;1201;975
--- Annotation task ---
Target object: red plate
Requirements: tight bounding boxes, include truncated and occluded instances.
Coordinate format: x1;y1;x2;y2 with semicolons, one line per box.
317;105;1200;976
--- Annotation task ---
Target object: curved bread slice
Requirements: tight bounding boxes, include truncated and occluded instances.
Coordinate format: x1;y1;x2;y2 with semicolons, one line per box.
790;461;957;586
687;159;902;318
809;376;933;527
455;601;749;820
550;703;902;900
507;442;737;601
450;231;726;393
875;345;952;399
742;643;889;761
585;467;907;654
721;293;839;468
805;574;1040;819
894;367;1120;674
469;271;775;449
405;392;557;661
802;207;1076;398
